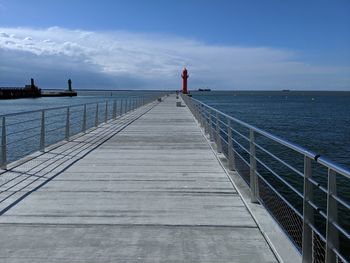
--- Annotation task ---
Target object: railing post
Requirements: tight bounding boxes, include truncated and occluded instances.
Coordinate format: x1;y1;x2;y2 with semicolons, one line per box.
124;98;127;114
200;104;204;128
191;101;196;118
197;104;203;127
216;112;222;153
209;110;214;141
227;119;235;171
197;104;201;123
105;100;108;123
119;99;123;115
113;100;117;119
65;107;70;140
95;103;99;126
82;104;87;133
1;117;7;169
193;103;198;120
204;106;209;135
249;129;258;203
302;156;314;263
325;168;338;263
191;101;196;119
40;110;45;151
195;103;200;122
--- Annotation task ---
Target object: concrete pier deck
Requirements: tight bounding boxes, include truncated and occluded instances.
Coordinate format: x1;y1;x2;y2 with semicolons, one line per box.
0;95;278;262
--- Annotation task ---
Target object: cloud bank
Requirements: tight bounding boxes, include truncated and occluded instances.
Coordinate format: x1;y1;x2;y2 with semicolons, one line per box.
0;26;349;90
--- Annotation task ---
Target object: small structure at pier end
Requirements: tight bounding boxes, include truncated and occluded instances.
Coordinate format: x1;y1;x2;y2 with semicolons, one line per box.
41;79;77;97
181;68;189;94
0;78;77;99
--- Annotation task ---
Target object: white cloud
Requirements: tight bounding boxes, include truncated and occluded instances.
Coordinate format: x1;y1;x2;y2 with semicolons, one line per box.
0;26;349;90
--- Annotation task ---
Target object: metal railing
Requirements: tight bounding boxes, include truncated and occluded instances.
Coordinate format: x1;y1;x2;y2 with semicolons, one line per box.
0;94;165;169
182;94;350;263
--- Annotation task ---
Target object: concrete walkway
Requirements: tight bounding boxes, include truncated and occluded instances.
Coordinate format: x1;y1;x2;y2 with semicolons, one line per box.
0;95;278;262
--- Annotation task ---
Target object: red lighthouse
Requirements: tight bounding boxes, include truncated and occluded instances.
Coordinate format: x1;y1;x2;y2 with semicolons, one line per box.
181;68;189;94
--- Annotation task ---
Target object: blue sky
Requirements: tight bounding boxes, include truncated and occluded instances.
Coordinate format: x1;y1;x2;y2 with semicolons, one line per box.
0;0;349;90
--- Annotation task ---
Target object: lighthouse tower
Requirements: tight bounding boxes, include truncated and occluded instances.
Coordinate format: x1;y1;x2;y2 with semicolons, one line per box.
181;68;189;94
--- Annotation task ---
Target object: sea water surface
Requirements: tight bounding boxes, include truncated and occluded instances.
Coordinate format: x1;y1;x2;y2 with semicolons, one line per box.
0;90;162;115
192;91;350;169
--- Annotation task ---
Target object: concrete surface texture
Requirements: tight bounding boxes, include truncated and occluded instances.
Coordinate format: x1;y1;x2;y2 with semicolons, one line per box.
0;95;278;262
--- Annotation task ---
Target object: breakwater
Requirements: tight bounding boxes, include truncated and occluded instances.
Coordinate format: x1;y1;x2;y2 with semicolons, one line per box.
0;86;41;99
0;79;77;99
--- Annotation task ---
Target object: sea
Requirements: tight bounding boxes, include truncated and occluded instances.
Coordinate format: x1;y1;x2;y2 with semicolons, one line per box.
0;90;162;115
192;90;350;169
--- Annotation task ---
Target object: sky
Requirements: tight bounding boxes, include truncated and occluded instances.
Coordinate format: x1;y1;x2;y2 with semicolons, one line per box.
0;0;349;90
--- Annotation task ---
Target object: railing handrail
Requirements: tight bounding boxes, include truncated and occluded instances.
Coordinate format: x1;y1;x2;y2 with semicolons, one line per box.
0;96;144;118
189;96;350;179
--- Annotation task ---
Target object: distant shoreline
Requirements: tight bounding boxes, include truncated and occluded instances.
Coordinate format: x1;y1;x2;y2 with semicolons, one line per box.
42;88;350;92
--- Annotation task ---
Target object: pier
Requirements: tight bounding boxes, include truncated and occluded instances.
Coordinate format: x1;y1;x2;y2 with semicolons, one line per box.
0;94;349;262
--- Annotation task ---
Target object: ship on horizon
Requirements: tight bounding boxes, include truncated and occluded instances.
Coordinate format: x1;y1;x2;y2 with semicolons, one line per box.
198;88;211;92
